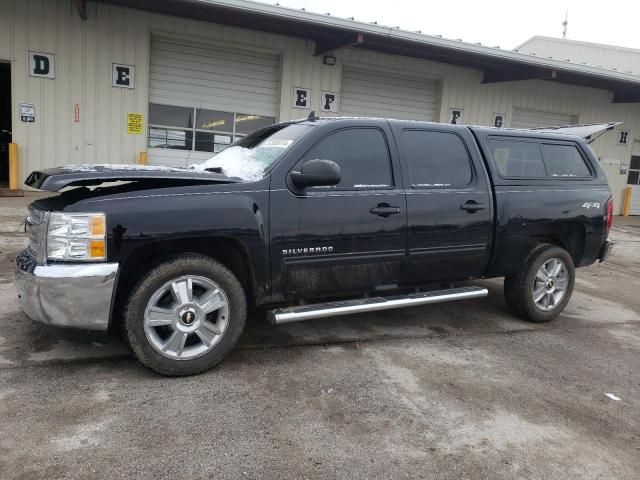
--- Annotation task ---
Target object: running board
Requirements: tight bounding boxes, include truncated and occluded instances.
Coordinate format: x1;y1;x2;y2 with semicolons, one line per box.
268;286;488;325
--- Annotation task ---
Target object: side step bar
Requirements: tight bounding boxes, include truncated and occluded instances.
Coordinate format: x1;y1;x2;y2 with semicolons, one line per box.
268;285;488;325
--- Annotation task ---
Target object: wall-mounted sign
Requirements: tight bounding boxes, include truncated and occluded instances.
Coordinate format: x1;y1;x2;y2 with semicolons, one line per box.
127;113;143;134
20;103;35;123
293;87;311;109
620;163;628;175
214;134;232;145
618;130;630;145
321;91;339;113
493;113;506;128
28;52;55;79
112;63;135;89
449;108;464;125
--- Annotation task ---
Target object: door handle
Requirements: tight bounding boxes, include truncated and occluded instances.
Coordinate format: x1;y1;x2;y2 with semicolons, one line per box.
460;201;486;213
370;203;401;218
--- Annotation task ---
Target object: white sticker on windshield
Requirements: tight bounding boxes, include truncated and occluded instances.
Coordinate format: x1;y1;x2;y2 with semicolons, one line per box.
262;139;293;148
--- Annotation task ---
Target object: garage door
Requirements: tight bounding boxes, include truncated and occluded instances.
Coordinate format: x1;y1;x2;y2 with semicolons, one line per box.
512;108;578;129
340;66;439;121
628;142;640;215
147;36;280;165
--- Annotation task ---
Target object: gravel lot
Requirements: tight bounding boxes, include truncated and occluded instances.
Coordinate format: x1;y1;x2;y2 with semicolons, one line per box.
1;209;639;479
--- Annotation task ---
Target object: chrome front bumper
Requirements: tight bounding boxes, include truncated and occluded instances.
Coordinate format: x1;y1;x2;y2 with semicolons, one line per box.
14;250;119;331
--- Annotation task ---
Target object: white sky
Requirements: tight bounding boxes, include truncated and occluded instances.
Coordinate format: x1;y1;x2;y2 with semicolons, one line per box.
254;0;640;50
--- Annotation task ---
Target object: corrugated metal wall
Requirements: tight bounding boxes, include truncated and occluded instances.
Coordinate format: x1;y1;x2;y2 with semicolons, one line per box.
517;37;640;76
0;0;149;178
1;0;639;212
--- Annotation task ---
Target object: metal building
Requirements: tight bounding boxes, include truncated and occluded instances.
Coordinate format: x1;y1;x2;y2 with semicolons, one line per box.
1;0;639;213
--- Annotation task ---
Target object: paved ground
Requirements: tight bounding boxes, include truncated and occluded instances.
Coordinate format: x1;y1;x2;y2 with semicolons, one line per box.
1;202;639;479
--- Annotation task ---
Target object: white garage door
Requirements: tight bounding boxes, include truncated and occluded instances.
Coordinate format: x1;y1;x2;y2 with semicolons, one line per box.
340;66;439;121
512;108;578;129
628;142;640;215
148;36;280;166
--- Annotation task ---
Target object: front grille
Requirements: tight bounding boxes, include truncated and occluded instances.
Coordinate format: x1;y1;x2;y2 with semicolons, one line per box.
26;206;46;258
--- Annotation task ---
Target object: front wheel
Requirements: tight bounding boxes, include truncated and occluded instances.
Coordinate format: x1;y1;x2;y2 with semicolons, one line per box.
124;255;247;376
504;245;575;323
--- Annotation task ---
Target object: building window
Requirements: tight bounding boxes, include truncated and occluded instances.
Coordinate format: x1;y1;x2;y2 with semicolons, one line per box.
148;103;275;153
628;156;640;185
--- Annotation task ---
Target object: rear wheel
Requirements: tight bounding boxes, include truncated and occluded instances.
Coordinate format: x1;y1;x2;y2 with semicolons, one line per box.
504;245;575;323
124;255;246;376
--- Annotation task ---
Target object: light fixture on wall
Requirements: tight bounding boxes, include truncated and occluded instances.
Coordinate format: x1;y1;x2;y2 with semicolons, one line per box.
323;55;337;66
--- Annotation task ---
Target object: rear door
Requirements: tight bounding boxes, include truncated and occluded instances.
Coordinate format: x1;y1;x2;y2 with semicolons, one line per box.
269;122;407;300
391;123;493;284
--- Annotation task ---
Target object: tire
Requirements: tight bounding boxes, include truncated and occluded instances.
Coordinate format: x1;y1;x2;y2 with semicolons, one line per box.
124;254;247;376
504;244;575;323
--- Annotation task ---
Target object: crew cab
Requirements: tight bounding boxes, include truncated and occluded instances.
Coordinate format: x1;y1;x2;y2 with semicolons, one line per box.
15;117;614;375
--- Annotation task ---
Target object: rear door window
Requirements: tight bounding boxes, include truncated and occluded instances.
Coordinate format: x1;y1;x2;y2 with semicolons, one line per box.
401;130;473;188
489;139;547;177
541;144;592;177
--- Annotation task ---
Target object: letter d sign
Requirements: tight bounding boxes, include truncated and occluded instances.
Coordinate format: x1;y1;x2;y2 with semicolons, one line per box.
29;52;55;79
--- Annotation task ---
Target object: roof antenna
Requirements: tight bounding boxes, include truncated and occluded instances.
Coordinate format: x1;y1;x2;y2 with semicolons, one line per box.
307;110;318;121
562;11;568;39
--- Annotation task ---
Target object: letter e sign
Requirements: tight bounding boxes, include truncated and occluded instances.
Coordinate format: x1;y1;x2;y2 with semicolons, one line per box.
29;52;55;79
293;87;311;109
112;63;135;89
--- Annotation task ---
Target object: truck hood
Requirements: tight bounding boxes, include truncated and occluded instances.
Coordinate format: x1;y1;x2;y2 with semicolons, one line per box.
25;164;240;192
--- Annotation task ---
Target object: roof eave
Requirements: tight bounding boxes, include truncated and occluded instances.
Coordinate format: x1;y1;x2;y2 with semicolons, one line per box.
94;0;640;99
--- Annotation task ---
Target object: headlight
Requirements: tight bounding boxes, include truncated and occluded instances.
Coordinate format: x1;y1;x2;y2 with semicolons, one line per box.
47;212;107;261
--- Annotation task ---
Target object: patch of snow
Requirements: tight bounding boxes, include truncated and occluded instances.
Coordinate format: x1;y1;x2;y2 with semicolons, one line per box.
60;164;189;173
191;146;268;182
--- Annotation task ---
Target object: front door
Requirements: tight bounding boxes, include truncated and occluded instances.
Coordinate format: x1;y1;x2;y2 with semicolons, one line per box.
391;123;493;284
270;123;407;300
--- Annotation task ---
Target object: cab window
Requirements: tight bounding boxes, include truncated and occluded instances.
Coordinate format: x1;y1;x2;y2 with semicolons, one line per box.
401;130;473;188
300;128;393;189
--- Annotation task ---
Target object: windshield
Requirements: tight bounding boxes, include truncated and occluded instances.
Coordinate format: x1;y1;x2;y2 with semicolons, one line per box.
192;123;313;181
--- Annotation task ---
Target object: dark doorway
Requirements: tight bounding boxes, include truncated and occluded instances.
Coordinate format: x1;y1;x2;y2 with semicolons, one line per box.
0;62;11;187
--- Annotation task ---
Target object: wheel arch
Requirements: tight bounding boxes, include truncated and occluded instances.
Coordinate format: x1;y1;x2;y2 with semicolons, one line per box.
109;236;257;335
527;221;585;267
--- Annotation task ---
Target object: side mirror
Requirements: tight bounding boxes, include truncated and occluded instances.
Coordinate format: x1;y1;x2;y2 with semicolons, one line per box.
289;159;341;188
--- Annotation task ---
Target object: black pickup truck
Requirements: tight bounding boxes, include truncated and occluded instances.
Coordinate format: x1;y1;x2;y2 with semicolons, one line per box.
15;117;614;375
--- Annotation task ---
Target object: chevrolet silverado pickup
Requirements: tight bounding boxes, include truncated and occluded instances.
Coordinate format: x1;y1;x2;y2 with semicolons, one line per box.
15;117;614;375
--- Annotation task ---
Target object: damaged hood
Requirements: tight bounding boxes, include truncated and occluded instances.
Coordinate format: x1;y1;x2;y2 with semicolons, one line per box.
25;164;240;192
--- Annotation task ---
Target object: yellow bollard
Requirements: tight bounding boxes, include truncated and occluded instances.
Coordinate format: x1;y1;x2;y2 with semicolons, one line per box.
622;186;632;217
138;151;148;165
8;143;18;190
